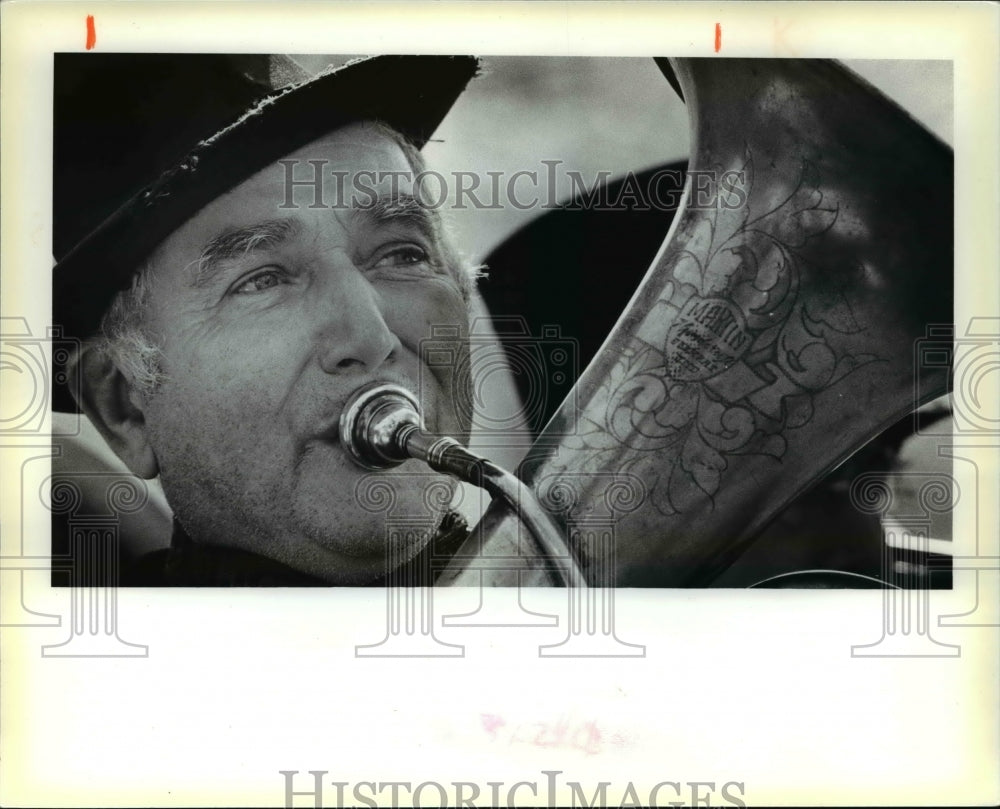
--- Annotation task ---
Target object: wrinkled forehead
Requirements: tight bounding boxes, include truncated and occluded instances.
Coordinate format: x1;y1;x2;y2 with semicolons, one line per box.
149;122;420;268
281;121;418;180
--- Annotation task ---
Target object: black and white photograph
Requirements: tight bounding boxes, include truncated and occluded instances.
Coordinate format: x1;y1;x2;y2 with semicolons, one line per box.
48;51;955;590
2;2;998;807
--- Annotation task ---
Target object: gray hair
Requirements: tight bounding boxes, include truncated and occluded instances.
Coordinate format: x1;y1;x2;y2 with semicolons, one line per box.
88;122;482;397
93;260;165;395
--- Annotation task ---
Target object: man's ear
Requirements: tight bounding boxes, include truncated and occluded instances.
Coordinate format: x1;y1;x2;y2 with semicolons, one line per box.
74;346;160;479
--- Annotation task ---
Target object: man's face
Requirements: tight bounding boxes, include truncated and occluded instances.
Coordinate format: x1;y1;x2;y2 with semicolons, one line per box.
134;123;471;583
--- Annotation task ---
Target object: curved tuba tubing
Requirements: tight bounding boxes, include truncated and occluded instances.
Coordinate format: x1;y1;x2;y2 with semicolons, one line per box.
438;57;953;587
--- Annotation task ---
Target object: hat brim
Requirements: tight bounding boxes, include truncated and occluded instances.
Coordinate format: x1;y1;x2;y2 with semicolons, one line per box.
52;54;478;412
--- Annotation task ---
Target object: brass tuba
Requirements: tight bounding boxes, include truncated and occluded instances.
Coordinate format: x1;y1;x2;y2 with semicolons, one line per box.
437;57;953;587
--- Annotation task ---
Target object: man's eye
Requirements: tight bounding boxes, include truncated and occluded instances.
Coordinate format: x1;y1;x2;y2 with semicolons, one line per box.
371;245;431;269
231;268;284;294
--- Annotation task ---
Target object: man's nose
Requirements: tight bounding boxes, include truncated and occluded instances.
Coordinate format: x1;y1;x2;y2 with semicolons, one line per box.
313;267;400;374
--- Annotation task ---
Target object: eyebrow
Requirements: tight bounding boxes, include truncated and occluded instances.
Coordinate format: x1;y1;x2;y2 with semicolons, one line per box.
352;192;439;242
190;218;300;288
188;194;441;289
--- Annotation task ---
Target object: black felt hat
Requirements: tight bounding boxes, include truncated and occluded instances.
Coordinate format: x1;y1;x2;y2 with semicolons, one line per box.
52;53;478;411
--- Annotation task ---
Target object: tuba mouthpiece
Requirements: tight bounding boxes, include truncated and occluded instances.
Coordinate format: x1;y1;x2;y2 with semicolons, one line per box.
339;382;423;470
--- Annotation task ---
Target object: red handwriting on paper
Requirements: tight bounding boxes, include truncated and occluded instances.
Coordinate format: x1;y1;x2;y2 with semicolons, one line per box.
480;713;632;756
86;15;96;50
480;713;507;739
714;23;722;53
